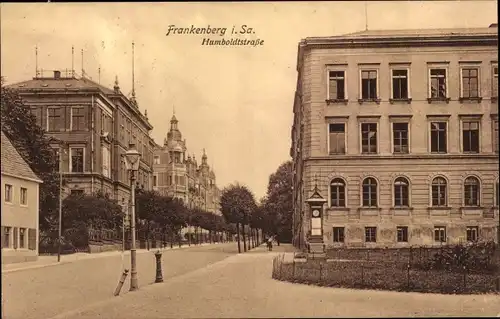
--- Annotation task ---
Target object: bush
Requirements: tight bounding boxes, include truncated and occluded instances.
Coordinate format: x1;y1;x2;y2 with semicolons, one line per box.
272;254;500;295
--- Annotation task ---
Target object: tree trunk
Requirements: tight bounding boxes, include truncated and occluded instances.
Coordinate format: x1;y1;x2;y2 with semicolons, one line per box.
178;228;182;248
170;226;174;249
188;225;191;246
236;222;241;253
242;223;247;252
209;230;212;244
257;229;260;245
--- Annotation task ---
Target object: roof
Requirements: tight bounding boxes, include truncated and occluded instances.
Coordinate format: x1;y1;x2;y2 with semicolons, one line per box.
303;25;498;43
1;131;43;183
10;75;115;95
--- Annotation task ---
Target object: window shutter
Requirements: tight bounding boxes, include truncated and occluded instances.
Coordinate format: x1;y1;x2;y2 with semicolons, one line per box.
13;227;18;249
28;228;37;250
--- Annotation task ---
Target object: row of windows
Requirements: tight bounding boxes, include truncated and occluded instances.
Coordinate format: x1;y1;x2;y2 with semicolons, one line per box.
328;118;499;155
36;106;154;167
2;226;36;250
326;63;498;102
332;225;481;243
4;184;28;206
328;176;500;208
52;146;151;188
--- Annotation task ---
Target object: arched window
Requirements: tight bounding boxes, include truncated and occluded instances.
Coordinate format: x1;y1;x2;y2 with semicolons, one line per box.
394;177;409;207
464;176;480;206
431;177;447;207
362;177;377;207
330;178;346;207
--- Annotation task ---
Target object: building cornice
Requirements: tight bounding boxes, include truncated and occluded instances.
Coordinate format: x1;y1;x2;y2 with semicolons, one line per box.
1;172;43;184
304;154;499;162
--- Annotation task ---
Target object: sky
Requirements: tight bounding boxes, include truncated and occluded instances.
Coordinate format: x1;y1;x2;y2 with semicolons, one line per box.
1;1;497;200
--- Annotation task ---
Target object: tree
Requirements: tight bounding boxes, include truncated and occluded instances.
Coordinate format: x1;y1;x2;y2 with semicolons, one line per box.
220;183;257;253
263;161;293;243
61;191;124;248
1;80;60;233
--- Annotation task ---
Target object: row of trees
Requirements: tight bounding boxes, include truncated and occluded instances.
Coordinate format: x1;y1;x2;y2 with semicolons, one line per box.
1;78;294;254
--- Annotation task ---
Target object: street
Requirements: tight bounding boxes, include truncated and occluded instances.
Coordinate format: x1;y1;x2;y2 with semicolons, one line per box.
2;243;239;319
13;244;499;319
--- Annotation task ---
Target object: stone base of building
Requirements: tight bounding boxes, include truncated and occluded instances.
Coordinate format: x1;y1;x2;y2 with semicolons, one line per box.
1;250;38;264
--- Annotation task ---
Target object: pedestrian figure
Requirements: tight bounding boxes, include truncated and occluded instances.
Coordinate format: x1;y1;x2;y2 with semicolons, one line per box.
267;236;273;251
276;235;280;246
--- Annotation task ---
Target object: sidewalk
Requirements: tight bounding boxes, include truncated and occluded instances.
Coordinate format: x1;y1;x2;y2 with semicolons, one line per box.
2;241;224;274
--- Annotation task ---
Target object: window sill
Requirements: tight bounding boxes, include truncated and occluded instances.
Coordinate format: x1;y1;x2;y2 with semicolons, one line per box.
358;98;381;105
328;207;350;211
392;151;410;155
360;152;379;155
19;204;28;208
325;99;348;105
459;97;482;103
427;97;451;104
462;151;480;155
429;151;448;155
427;206;451;210
389;98;412;104
390;206;414;210
328;153;347;156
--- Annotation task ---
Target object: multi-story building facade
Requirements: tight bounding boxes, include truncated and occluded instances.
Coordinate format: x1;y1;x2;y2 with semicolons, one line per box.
8;71;155;211
291;25;499;250
1;131;42;264
153;115;221;215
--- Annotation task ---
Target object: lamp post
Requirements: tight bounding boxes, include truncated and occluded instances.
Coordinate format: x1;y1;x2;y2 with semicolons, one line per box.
57;144;67;263
124;144;141;291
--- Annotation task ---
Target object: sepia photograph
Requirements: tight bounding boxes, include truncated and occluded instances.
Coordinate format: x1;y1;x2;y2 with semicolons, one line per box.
1;1;499;318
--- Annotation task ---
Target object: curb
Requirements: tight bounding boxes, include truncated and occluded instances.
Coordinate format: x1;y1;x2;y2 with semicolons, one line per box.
2;242;232;274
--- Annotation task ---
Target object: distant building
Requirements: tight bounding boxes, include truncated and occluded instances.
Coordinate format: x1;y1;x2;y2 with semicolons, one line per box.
7;71;155;213
153;115;221;215
291;25;499;250
1;131;43;264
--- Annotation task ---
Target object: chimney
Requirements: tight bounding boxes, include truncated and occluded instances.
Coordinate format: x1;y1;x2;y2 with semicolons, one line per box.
53;70;61;79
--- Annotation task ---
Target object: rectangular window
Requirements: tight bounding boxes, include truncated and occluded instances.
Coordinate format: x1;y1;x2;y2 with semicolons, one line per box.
430;122;447;153
493;66;498;98
102;146;110;178
47;108;62;131
71;190;84;196
19;228;26;249
462;121;480;153
434;226;446;243
397;226;408;242
70;148;84;173
466;226;479;242
328;71;346;100
154;156;160;164
361;70;378;100
153;174;158;187
430;69;447;98
3;226;11;248
361;123;377;154
365;227;377;243
461;68;480;98
328;123;346;154
393;123;409;154
5;184;13;203
71;107;86;131
392;69;409;100
20;187;27;205
494;120;499;153
332;227;345;243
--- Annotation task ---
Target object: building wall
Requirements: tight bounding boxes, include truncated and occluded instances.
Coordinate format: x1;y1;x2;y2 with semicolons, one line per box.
1;174;40;264
17;81;155;209
293;31;499;248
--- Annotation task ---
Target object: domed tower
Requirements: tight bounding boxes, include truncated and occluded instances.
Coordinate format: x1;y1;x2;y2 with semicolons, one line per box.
166;114;182;142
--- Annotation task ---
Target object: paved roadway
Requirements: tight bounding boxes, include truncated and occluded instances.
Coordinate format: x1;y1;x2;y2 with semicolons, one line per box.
50;245;500;318
2;243;240;319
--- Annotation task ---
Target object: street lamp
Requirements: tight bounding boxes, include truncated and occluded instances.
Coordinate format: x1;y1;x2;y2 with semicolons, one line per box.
124;144;141;291
57;144;67;263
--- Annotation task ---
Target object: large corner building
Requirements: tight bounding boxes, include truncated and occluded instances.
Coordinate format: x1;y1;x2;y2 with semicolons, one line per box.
7;71;155;210
291;25;499;250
